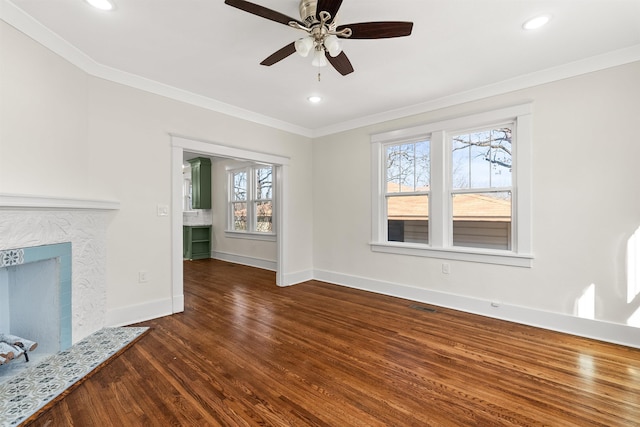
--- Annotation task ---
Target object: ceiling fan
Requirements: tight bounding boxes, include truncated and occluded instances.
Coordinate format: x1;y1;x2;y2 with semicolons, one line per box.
224;0;414;76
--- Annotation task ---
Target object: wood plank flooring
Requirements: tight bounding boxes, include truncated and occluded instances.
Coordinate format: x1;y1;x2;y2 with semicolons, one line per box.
27;259;640;426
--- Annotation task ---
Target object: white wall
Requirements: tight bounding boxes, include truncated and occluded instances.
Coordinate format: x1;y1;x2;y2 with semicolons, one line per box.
312;61;640;346
1;21;314;327
0;23;89;195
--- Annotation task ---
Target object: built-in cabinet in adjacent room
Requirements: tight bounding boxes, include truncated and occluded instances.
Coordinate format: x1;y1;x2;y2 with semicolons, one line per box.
183;225;211;260
187;157;211;210
183;155;213;260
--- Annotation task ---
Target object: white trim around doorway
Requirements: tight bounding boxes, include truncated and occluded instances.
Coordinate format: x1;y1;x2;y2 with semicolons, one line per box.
170;134;290;314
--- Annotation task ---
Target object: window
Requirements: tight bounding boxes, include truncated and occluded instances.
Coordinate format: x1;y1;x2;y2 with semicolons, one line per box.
451;126;512;250
231;170;247;230
182;164;193;211
228;164;275;237
386;139;430;244
183;175;193;211
255;166;274;232
371;104;532;267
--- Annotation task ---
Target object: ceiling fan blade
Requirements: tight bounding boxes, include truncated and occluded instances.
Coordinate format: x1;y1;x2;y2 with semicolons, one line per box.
260;42;297;66
337;21;414;39
326;51;354;76
316;0;344;22
225;0;304;27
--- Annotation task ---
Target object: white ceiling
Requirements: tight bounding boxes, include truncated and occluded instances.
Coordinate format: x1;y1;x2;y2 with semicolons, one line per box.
3;0;640;137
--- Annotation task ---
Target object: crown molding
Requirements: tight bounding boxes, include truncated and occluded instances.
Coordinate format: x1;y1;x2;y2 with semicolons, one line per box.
3;0;639;139
311;44;640;137
0;0;314;138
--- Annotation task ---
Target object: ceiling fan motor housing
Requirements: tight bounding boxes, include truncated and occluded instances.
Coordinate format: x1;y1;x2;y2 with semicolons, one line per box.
299;0;318;26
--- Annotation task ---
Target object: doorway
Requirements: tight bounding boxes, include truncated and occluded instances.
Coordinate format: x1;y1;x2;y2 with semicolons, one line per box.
170;135;290;314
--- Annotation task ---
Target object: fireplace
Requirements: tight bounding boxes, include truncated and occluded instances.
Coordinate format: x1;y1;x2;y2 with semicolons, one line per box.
0;194;119;379
0;243;72;381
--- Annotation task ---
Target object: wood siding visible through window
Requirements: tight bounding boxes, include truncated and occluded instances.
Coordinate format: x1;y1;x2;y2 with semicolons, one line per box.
388;219;509;249
387;193;511;249
452;193;511;249
453;220;511;250
388;220;429;244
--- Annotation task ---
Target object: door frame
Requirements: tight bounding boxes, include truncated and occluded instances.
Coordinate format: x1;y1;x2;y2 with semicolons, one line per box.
170;134;290;313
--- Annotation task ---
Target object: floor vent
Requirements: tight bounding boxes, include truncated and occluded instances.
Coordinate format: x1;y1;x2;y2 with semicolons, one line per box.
409;304;437;313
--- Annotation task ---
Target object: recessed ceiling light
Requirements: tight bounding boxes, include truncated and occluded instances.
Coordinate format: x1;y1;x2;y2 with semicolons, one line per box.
307;96;322;104
86;0;115;11
523;15;551;30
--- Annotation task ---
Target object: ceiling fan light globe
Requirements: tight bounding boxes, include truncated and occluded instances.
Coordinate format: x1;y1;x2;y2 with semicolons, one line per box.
311;49;328;67
295;37;314;57
324;35;342;57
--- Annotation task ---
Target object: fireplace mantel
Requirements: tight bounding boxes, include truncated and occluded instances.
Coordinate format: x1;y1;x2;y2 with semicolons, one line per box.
0;193;120;210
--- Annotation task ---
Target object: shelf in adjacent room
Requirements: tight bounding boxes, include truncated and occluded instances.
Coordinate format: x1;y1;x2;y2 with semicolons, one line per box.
183;225;211;260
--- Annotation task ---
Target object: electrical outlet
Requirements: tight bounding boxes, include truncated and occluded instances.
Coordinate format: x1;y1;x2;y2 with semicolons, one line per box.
138;271;148;283
442;263;450;274
157;204;169;216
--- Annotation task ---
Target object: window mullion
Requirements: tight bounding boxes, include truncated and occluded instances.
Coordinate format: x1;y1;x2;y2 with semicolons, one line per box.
227;172;232;230
430;130;447;247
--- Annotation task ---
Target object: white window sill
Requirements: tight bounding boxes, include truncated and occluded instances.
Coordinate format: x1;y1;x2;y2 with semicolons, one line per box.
225;231;276;242
370;242;533;267
183;211;198;216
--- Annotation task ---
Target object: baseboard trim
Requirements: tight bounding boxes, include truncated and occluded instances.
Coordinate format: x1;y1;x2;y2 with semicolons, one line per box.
313;269;640;349
105;297;173;327
108;264;640;348
280;269;314;287
211;251;277;271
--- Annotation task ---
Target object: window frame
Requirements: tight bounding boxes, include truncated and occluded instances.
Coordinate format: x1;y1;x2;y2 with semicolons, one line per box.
226;164;276;241
370;104;533;267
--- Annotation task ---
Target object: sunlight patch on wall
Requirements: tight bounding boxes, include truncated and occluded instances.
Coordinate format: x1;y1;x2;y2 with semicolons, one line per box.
627;227;640;304
627;305;640;327
576;283;595;320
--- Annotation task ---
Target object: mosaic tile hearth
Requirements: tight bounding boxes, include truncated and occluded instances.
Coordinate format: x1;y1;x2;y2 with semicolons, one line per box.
0;327;148;426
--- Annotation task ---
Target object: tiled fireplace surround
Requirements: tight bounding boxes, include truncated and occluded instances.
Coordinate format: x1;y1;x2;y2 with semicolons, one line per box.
0;195;119;346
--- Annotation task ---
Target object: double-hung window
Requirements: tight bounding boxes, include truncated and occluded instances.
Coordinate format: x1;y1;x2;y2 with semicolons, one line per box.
371;104;533;267
228;164;275;239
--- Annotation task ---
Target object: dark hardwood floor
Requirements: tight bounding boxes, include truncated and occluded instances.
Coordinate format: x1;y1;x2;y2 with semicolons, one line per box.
28;259;640;426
